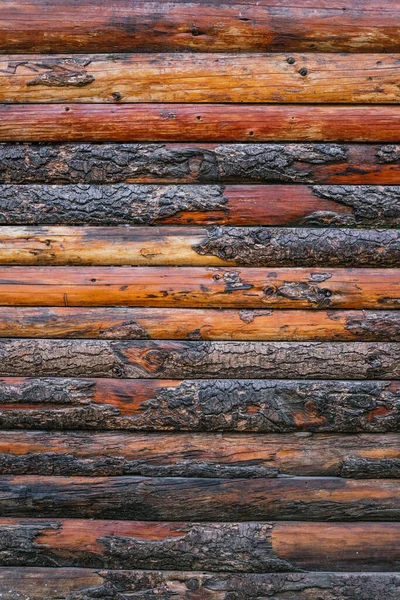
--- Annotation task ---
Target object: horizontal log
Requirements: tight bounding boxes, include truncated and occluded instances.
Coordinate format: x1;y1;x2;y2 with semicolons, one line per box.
0;431;398;478
0;226;398;267
0;519;398;572
1;184;399;228
3;143;400;185
2;1;400;54
0;307;397;341
2;53;400;104
0;569;399;600
2;105;400;142
0;267;398;309
0;340;398;379
0;475;399;520
0;378;398;433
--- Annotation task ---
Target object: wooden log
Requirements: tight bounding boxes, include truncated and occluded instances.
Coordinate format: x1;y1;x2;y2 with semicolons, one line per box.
2;53;400;104
0;340;398;379
0;226;398;267
0;378;398;433
0;431;398;478
0;568;399;600
0;267;398;309
2;1;400;54
0;519;398;572
2;105;400;143
0;307;397;341
0;183;399;228
2;143;400;185
0;476;399;521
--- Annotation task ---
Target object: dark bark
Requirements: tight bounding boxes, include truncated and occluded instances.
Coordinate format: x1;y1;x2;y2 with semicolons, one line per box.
0;378;399;432
1;569;400;600
1;143;399;184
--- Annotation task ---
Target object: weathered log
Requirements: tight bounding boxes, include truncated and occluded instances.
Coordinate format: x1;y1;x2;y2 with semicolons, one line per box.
0;519;398;570
2;143;400;185
0;431;398;478
0;476;399;520
2;105;400;142
0;267;398;309
0;568;399;600
0;378;398;433
1;53;400;104
1;183;399;228
2;1;400;54
0;340;398;379
0;226;398;267
0;307;397;341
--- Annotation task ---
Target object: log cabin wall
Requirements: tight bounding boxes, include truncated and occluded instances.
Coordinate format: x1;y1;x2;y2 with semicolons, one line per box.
0;1;399;598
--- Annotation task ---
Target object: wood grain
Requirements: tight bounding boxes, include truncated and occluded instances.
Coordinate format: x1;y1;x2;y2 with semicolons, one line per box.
0;267;397;309
0;568;399;600
0;307;397;341
2;105;400;142
1;53;400;104
1;184;399;228
0;378;398;433
0;431;398;478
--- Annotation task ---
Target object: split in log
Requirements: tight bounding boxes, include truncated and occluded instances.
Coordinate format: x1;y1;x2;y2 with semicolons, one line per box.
0;519;398;570
0;184;399;228
0;431;398;478
0;267;397;309
0;378;398;433
2;105;400;142
2;1;400;54
0;340;398;379
0;568;399;600
0;307;397;341
1;53;400;104
2;143;400;185
0;226;398;267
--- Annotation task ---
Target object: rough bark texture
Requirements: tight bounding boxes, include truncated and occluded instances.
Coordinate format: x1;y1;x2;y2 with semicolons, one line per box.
1;184;399;228
0;307;397;341
0;340;398;379
2;53;400;104
2;105;400;143
0;378;398;433
0;475;399;521
1;569;400;600
0;266;397;309
2;143;400;184
0;431;398;478
0;519;398;571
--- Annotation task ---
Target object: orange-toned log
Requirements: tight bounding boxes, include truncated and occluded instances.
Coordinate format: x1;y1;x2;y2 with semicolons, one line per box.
0;307;397;341
0;267;397;309
0;378;398;433
2;53;400;104
0;431;398;478
1;105;400;143
2;1;400;54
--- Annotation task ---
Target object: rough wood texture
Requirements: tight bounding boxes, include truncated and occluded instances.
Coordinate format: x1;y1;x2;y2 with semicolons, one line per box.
2;53;400;104
0;569;399;600
0;267;398;309
0;378;398;433
0;519;398;571
2;105;400;142
2;143;400;185
1;184;399;228
0;340;398;379
0;476;399;521
0;307;397;341
2;1;400;54
0;431;398;478
0;226;398;267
